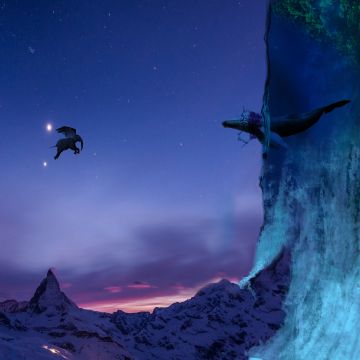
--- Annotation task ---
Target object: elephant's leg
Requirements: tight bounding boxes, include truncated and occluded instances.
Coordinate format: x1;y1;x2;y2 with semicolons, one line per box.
54;148;63;160
70;144;80;154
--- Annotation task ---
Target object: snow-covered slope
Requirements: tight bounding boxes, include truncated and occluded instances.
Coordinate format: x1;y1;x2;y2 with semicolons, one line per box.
0;250;290;359
0;270;131;360
0;299;27;313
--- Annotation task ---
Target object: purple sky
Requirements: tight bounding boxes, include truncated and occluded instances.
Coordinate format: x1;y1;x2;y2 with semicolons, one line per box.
0;0;267;312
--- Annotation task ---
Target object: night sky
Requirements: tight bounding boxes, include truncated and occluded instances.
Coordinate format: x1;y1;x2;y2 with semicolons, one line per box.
0;0;267;312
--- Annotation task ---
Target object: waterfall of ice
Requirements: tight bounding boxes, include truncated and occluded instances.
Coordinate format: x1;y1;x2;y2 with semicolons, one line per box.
244;2;360;359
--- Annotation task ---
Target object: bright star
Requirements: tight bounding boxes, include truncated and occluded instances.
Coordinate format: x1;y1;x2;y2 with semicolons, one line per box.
46;123;52;132
43;161;47;167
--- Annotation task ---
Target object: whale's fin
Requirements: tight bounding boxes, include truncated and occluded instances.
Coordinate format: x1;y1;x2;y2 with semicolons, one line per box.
269;131;288;149
258;127;288;149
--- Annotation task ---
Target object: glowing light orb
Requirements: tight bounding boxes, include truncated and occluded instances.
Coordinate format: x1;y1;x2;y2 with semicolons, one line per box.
43;161;47;167
46;123;53;132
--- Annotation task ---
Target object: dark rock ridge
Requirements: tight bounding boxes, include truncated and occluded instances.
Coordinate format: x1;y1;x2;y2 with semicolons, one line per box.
0;249;290;359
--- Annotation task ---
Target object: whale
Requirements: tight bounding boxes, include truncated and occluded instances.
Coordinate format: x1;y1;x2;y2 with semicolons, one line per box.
222;99;351;148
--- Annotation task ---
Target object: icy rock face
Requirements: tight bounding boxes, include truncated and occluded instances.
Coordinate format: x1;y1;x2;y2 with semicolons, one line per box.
0;254;290;360
247;1;360;359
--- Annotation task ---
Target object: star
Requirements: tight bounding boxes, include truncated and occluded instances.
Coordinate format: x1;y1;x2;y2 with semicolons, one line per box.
43;161;48;167
46;123;52;132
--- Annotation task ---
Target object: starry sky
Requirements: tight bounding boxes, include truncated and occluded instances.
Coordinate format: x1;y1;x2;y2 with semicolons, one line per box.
0;0;267;312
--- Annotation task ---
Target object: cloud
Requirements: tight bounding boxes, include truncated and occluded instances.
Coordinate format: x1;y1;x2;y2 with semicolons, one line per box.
0;196;262;312
104;286;122;293
127;281;157;289
67;212;261;310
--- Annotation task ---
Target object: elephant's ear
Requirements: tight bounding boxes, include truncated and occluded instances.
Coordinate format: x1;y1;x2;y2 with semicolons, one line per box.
57;126;77;138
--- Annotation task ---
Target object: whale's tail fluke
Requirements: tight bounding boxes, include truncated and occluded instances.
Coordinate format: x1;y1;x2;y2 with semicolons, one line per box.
271;99;351;137
323;99;351;114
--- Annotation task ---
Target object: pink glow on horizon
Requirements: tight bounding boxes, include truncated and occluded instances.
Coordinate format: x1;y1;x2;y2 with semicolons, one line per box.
80;288;197;313
79;277;241;313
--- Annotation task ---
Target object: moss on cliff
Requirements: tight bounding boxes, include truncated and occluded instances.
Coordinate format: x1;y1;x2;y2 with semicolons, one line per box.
273;0;360;64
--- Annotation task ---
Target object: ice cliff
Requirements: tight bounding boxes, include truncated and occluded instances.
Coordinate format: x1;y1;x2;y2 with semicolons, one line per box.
246;1;360;359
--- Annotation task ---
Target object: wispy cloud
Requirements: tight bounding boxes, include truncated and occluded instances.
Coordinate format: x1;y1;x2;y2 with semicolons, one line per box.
127;281;157;289
104;286;122;293
0;198;261;311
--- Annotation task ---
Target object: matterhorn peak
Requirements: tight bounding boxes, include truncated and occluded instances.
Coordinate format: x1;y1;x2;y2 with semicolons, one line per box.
46;268;56;278
43;268;60;290
27;268;76;314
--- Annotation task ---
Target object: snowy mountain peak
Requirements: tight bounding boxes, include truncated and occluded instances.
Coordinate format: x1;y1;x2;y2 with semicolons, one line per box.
27;269;76;314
